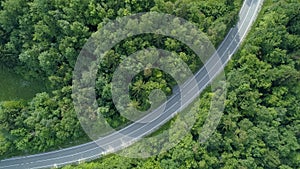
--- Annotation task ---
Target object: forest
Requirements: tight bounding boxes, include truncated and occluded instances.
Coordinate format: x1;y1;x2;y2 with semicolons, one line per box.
0;0;299;168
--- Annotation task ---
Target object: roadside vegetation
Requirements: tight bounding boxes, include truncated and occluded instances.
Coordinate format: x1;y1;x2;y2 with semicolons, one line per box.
65;0;300;168
0;0;299;168
0;0;241;158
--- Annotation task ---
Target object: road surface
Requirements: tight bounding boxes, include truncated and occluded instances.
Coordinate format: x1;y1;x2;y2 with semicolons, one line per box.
0;0;263;168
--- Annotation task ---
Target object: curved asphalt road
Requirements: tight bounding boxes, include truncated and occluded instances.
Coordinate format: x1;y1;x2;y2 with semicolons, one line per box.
0;0;263;168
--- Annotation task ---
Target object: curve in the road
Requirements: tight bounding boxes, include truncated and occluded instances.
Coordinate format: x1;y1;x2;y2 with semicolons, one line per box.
0;0;264;168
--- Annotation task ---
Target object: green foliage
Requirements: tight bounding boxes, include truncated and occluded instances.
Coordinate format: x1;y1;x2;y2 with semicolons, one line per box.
0;0;299;169
65;0;299;168
0;0;241;159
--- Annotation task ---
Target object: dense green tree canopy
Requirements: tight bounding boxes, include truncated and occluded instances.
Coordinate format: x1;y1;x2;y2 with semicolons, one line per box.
0;0;299;169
